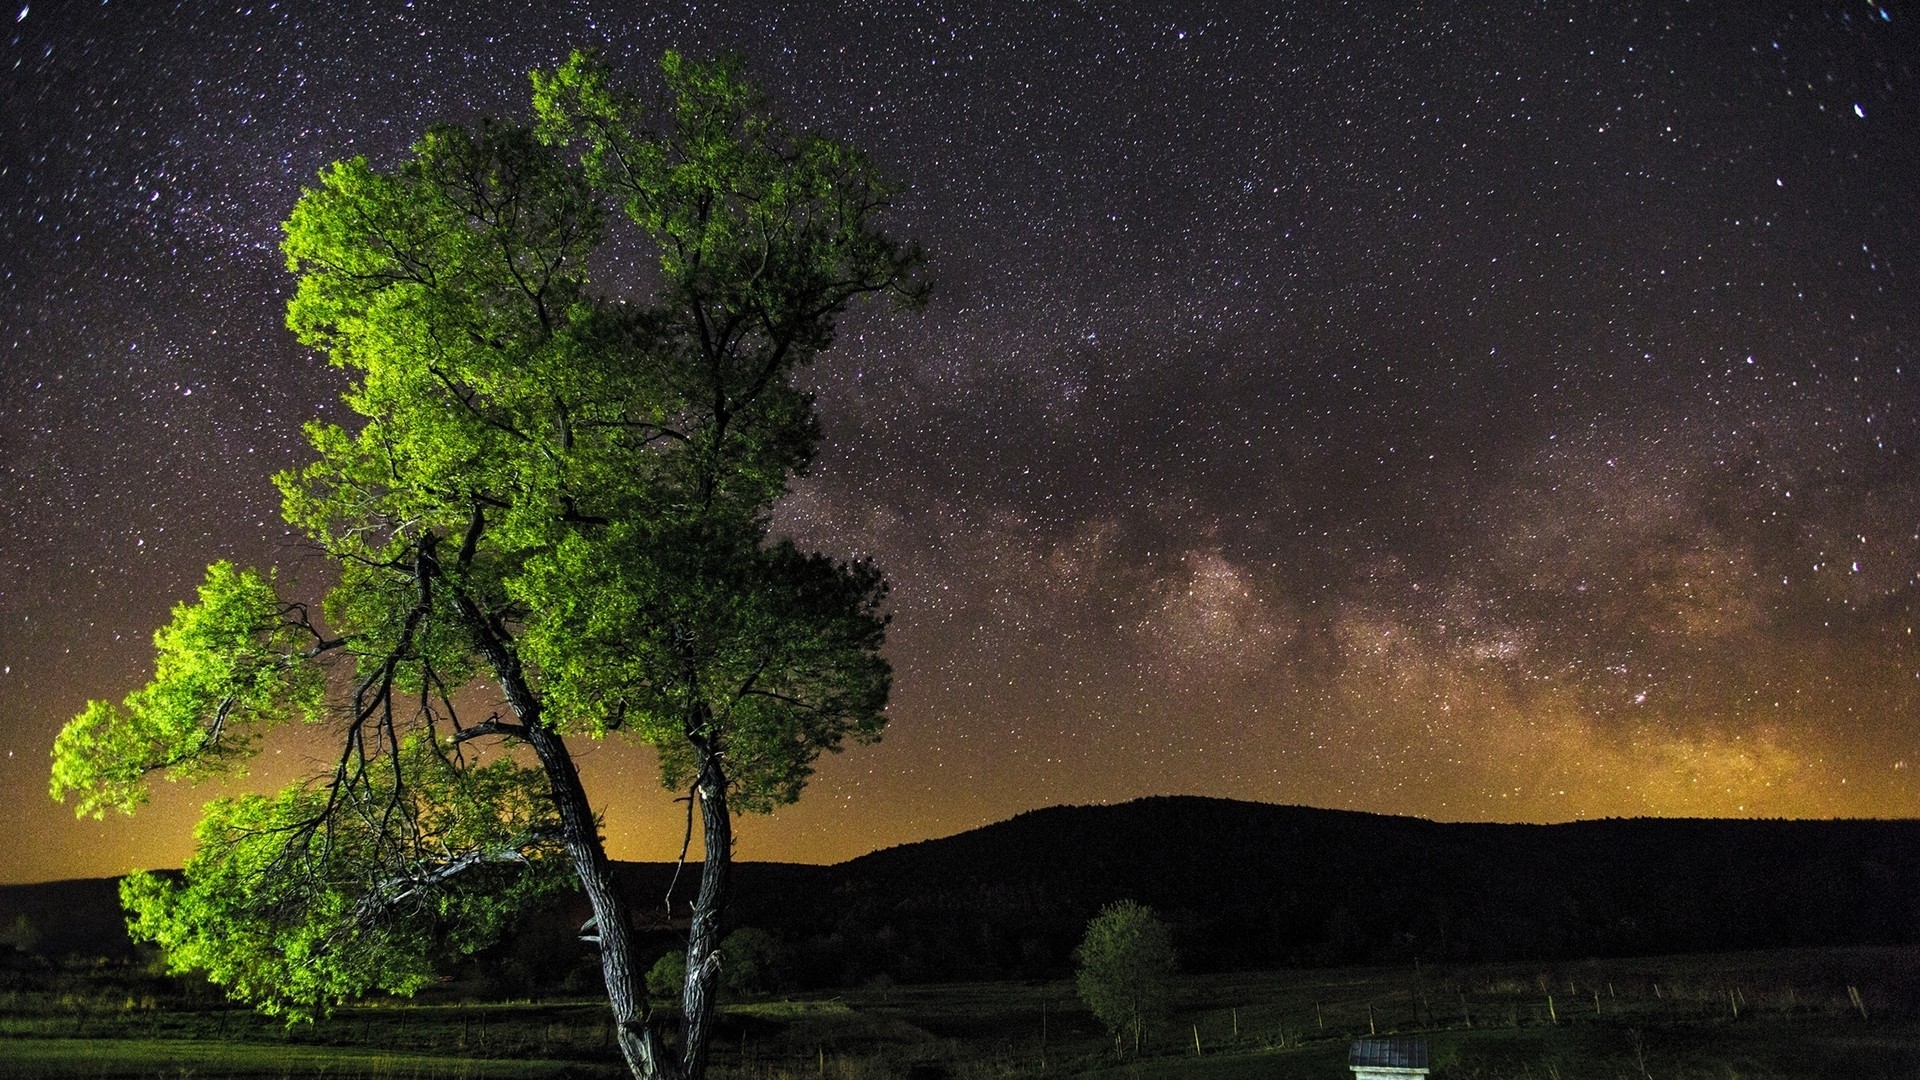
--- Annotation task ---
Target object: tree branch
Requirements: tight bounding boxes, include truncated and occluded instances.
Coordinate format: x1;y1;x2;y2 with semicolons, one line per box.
449;717;531;745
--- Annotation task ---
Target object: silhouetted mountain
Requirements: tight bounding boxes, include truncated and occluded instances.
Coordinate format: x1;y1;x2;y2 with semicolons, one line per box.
0;876;133;961
757;797;1920;982
5;797;1915;988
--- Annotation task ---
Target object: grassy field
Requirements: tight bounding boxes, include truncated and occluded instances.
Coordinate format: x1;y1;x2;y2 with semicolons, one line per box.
1;946;1914;1078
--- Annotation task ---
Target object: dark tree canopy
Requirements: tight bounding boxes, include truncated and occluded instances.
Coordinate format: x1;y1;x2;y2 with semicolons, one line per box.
51;49;923;1080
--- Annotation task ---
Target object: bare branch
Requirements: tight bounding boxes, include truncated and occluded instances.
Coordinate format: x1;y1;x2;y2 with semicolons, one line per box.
663;782;699;918
449;717;531;745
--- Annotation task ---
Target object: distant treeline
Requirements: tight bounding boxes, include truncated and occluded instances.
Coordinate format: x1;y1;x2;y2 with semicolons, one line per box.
6;797;1917;994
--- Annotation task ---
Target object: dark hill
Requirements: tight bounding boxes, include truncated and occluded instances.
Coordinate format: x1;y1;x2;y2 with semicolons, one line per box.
0;876;130;961
5;797;1915;986
773;797;1920;980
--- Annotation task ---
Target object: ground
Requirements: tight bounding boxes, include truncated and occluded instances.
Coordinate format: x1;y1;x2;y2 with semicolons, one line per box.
0;946;1913;1078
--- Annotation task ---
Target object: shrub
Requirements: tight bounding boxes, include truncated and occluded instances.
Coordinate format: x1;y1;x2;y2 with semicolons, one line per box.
1074;900;1176;1054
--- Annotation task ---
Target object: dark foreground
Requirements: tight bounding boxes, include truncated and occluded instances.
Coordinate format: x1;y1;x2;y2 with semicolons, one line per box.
1;945;1914;1078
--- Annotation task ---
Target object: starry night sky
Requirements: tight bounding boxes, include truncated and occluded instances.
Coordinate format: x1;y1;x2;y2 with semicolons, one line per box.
3;2;1916;885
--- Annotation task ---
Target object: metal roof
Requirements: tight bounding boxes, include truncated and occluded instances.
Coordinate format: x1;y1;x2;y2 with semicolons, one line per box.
1350;1038;1430;1068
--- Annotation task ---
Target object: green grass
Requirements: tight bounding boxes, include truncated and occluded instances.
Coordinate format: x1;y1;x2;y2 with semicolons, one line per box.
727;999;855;1019
2;946;1914;1078
0;1037;614;1079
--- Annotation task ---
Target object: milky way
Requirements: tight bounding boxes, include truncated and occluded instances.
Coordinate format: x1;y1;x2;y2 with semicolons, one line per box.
3;2;1916;883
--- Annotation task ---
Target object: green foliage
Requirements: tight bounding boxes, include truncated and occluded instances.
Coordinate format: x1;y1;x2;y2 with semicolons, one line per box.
518;532;890;810
530;49;926;524
645;950;687;1001
50;562;325;818
1075;900;1177;1053
122;744;568;1022
50;50;921;1061
272;47;918;804
718;927;788;999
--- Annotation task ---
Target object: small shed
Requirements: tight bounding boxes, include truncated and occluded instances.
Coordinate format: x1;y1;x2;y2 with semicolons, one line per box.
1349;1037;1429;1079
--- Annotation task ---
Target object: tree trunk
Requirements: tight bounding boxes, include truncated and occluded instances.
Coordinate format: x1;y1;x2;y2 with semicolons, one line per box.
470;615;678;1080
452;559;724;1080
523;720;679;1080
679;754;732;1080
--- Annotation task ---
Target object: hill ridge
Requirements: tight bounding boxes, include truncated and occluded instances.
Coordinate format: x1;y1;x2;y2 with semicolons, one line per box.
5;796;1915;983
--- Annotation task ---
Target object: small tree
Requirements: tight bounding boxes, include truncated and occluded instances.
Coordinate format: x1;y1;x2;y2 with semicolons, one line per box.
1074;900;1176;1055
718;927;787;999
1;914;40;955
646;950;686;1000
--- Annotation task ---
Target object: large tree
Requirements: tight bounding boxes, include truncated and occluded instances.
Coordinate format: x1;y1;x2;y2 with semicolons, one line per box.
50;50;923;1080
